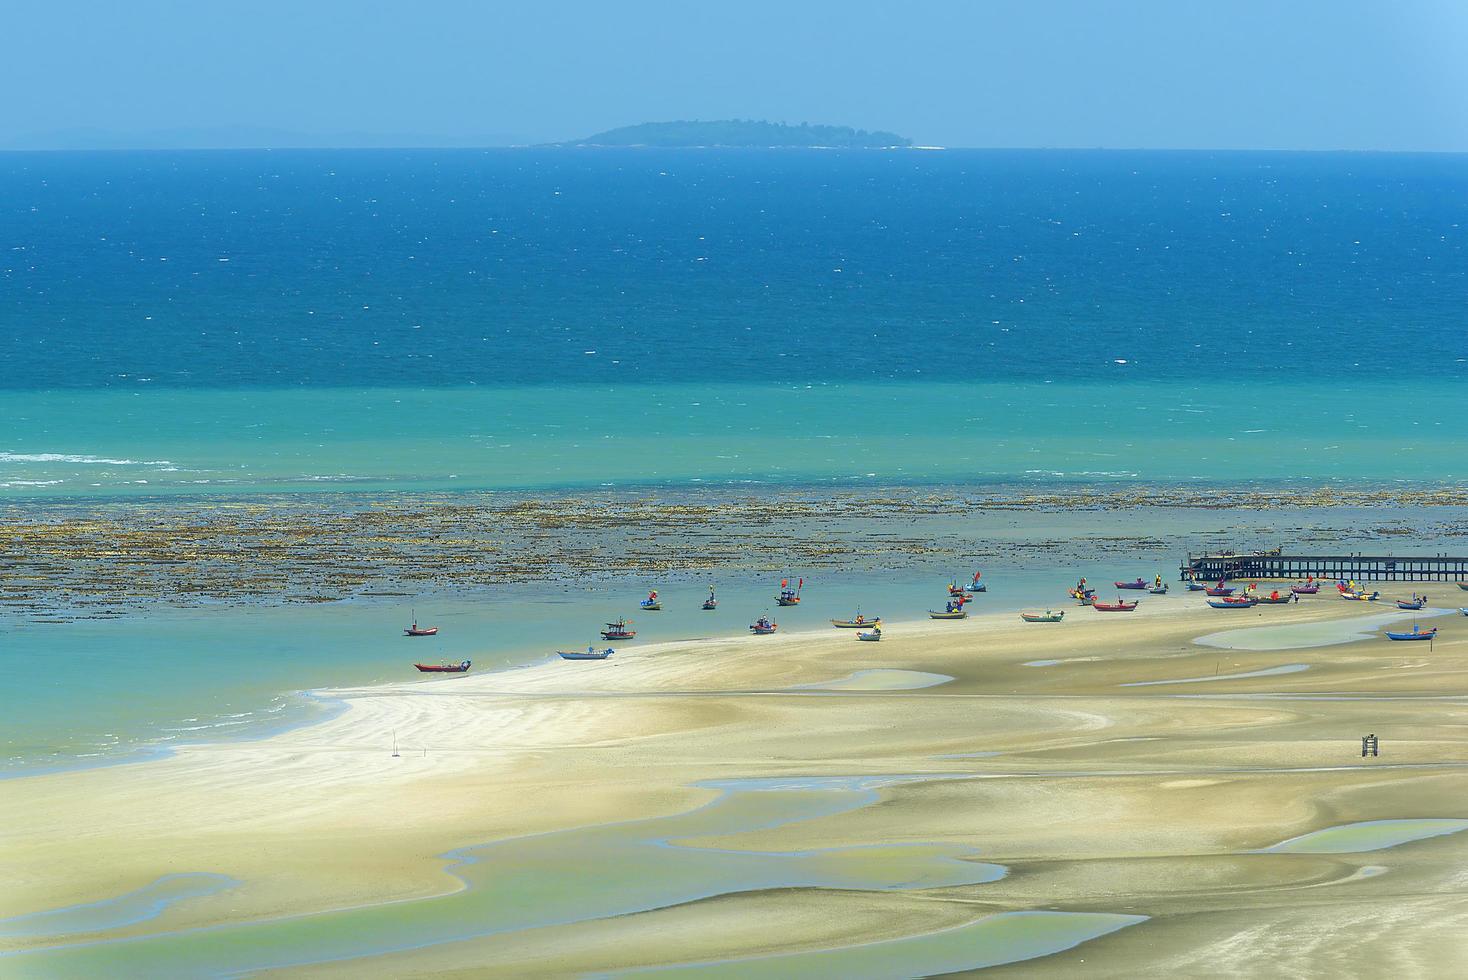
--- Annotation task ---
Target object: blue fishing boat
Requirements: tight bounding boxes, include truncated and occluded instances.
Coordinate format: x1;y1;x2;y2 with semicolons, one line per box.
560;646;614;660
640;590;662;611
1385;627;1436;641
1208;597;1257;609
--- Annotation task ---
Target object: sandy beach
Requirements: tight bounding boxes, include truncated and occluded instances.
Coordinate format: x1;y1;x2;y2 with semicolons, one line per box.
3;587;1467;976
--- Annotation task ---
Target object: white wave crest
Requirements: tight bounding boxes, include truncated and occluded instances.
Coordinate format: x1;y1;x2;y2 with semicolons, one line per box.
0;452;174;466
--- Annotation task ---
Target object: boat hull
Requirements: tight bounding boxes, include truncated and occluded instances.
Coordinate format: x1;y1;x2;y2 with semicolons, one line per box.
1385;630;1436;641
831;619;879;628
1021;613;1064;623
559;651;613;660
414;661;470;673
404;628;439;636
1208;599;1258;608
640;602;662;611
1255;596;1292;604
1092;603;1138;612
750;626;778;635
856;632;882;641
928;611;967;619
1396;601;1426;610
1115;581;1148;590
1205;588;1235;597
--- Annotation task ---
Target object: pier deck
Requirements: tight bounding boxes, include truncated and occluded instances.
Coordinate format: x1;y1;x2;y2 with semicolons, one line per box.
1181;552;1468;583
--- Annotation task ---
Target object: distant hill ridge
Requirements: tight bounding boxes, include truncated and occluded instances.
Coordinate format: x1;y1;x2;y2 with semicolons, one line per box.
573;119;911;148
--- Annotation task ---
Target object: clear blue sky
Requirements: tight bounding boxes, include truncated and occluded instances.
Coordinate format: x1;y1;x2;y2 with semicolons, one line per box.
3;0;1466;150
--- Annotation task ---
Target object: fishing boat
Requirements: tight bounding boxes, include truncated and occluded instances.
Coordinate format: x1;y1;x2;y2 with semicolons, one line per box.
856;626;882;641
600;619;636;640
702;587;718;611
750;617;779;635
1148;584;1169;595
1021;610;1064;623
414;660;471;673
1115;579;1148;590
1205;584;1235;597
1290;584;1320;595
929;608;968;619
1397;599;1426;610
1459;583;1468;592
776;578;804;606
1074;592;1097;606
1255;593;1292;604
831;613;880;628
1340;590;1380;602
404;608;438;636
559;646;614;660
1385;627;1437;641
951;572;986;595
640;590;662;611
1208;597;1258;608
1092;599;1139;612
1185;582;1208;591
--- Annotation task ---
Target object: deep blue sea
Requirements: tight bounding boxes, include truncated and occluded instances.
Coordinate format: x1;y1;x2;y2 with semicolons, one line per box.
3;148;1466;495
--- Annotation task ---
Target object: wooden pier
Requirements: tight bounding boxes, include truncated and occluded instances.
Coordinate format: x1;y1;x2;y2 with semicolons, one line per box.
1181;551;1468;583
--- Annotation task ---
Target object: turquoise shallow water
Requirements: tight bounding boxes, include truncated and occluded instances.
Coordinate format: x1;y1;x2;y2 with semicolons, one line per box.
3;380;1468;496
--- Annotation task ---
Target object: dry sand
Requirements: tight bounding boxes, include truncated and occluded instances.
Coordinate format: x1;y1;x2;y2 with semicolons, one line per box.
3;587;1467;976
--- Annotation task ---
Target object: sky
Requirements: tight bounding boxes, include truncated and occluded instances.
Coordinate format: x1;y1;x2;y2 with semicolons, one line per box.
2;0;1466;151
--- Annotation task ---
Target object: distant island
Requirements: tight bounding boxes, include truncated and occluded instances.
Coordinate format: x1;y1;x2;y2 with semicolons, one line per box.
570;119;912;148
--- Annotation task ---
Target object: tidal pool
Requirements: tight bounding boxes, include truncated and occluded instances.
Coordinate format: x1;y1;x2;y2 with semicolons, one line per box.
0;874;236;939
792;669;953;691
1259;818;1468;854
2;775;1008;977
1121;664;1310;687
1196;609;1451;652
610;910;1149;979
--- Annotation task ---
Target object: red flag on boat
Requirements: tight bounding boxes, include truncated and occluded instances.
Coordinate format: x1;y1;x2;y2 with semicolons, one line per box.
781;578;789;589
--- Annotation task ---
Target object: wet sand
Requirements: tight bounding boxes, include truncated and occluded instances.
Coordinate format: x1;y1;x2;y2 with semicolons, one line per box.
3;587;1467;976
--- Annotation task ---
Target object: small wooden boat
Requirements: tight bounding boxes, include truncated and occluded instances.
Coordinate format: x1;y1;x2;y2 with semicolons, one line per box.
1209;597;1258;608
1205;586;1235;597
1290;584;1320;595
1386;627;1437;641
1148;584;1169;595
929;608;968;619
702;588;718;611
856;627;882;641
1021;610;1064;623
750;617;779;635
1340;591;1380;602
831;614;880;628
640;591;662;611
1115;579;1148;590
559;646;614;660
1092;599;1138;612
1255;593;1292;604
1185;582;1208;591
1397;599;1426;610
404;624;439;637
600;619;636;640
414;660;471;673
776;577;804;606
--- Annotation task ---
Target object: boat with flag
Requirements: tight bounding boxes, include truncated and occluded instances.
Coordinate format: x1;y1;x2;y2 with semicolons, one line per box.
950;572;986;595
600;619;636;640
640;590;662;611
559;646;614;660
776;578;804;606
1205;581;1235;597
1386;625;1437;641
414;660;470;673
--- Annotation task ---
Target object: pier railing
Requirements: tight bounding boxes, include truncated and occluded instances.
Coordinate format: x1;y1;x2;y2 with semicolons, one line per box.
1180;552;1468;583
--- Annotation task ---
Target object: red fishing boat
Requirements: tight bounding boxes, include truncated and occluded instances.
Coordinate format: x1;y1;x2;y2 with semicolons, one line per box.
404;608;438;636
414;660;471;673
1092;599;1139;612
750;616;779;635
600;619;636;640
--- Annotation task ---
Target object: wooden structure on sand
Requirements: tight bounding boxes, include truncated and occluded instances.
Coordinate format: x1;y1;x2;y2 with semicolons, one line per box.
1181;550;1468;583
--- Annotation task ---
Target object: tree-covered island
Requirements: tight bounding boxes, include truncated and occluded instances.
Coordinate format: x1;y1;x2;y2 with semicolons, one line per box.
568;119;912;148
